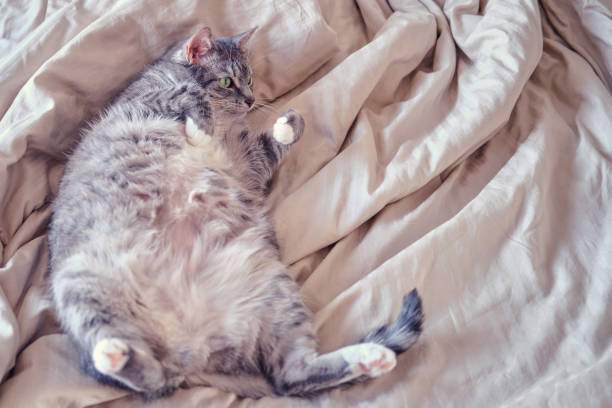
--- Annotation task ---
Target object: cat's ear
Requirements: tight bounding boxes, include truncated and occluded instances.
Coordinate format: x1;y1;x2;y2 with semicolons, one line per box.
186;27;215;65
234;27;258;52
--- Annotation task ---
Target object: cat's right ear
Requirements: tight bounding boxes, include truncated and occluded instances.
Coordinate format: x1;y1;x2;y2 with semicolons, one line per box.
186;27;215;65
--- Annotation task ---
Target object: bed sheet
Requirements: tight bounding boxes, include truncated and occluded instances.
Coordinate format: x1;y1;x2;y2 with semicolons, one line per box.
1;0;611;406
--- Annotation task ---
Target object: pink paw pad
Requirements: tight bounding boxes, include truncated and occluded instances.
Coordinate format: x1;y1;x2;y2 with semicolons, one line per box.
358;358;395;372
357;344;397;376
341;343;397;378
93;338;130;374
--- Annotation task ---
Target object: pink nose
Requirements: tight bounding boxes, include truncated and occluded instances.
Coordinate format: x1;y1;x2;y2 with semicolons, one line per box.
245;97;254;107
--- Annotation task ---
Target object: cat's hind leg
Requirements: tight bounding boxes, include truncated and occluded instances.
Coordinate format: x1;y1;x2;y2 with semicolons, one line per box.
52;261;176;395
270;290;423;396
88;336;175;396
275;342;397;396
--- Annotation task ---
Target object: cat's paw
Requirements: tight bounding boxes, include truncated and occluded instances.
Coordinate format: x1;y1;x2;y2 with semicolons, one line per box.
273;116;294;144
93;338;167;392
273;109;304;145
93;338;130;375
185;116;213;145
341;343;397;378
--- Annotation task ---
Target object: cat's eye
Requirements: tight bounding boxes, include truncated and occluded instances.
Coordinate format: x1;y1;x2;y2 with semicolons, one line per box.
247;76;253;86
220;77;232;88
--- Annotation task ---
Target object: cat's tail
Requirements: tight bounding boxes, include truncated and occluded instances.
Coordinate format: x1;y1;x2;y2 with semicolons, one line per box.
359;289;423;354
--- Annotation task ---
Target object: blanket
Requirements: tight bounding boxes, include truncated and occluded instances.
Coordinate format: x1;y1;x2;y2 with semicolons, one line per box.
1;0;611;406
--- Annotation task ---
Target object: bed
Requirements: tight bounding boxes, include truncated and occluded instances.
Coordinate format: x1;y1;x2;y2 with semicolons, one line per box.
1;0;611;406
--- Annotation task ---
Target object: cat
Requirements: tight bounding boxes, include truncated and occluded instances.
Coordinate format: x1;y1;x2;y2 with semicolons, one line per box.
47;26;424;399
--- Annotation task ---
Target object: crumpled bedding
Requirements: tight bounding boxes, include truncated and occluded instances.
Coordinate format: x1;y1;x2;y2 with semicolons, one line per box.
1;0;611;406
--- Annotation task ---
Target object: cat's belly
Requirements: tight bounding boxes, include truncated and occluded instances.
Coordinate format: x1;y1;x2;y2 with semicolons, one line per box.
111;145;274;359
121;225;278;370
55;116;272;371
151;122;253;257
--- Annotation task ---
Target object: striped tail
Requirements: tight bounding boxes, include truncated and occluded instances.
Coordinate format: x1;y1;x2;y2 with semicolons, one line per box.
360;289;423;354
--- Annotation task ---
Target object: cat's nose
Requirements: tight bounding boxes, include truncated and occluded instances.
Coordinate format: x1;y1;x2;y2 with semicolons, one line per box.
245;97;255;107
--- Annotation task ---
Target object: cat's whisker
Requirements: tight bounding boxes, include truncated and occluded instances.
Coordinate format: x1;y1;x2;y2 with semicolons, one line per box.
251;107;278;116
254;100;280;109
252;103;280;115
254;101;275;108
255;97;278;103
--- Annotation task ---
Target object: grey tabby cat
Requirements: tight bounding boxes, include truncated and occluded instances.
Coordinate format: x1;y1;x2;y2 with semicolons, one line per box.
48;26;423;399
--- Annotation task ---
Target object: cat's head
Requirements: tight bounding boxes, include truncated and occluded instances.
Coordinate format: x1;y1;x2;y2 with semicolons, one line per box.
184;27;257;117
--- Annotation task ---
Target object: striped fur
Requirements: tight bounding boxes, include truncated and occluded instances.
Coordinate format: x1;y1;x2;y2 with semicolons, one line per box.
47;26;423;399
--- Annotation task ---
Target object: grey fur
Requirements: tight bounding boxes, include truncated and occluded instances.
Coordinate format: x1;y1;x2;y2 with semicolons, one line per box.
47;26;423;399
360;290;423;353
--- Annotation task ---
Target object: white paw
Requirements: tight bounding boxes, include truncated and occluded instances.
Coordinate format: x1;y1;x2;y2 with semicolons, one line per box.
93;338;130;374
185;117;212;146
273;116;295;144
185;117;200;141
341;343;396;378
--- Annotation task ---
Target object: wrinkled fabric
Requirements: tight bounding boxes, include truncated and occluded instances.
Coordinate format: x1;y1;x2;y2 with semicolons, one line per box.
0;0;611;406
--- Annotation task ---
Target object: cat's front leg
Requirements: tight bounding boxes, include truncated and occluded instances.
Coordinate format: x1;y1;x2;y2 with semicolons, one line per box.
184;100;215;144
247;109;305;190
271;109;304;146
185;116;214;146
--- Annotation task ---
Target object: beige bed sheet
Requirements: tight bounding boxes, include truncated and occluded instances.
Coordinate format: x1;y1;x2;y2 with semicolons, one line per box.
1;0;611;406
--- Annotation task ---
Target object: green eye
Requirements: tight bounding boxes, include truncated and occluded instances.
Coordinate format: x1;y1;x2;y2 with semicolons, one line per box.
220;77;232;88
247;76;253;86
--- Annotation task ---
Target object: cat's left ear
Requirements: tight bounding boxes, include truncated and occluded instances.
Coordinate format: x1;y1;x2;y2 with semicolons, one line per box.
234;27;258;52
186;27;215;65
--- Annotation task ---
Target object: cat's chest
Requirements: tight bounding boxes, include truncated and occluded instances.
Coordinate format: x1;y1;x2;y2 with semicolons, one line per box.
170;117;230;172
162;119;239;207
155;123;251;255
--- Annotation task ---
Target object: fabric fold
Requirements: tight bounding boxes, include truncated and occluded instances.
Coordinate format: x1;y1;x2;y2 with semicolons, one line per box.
0;0;610;406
